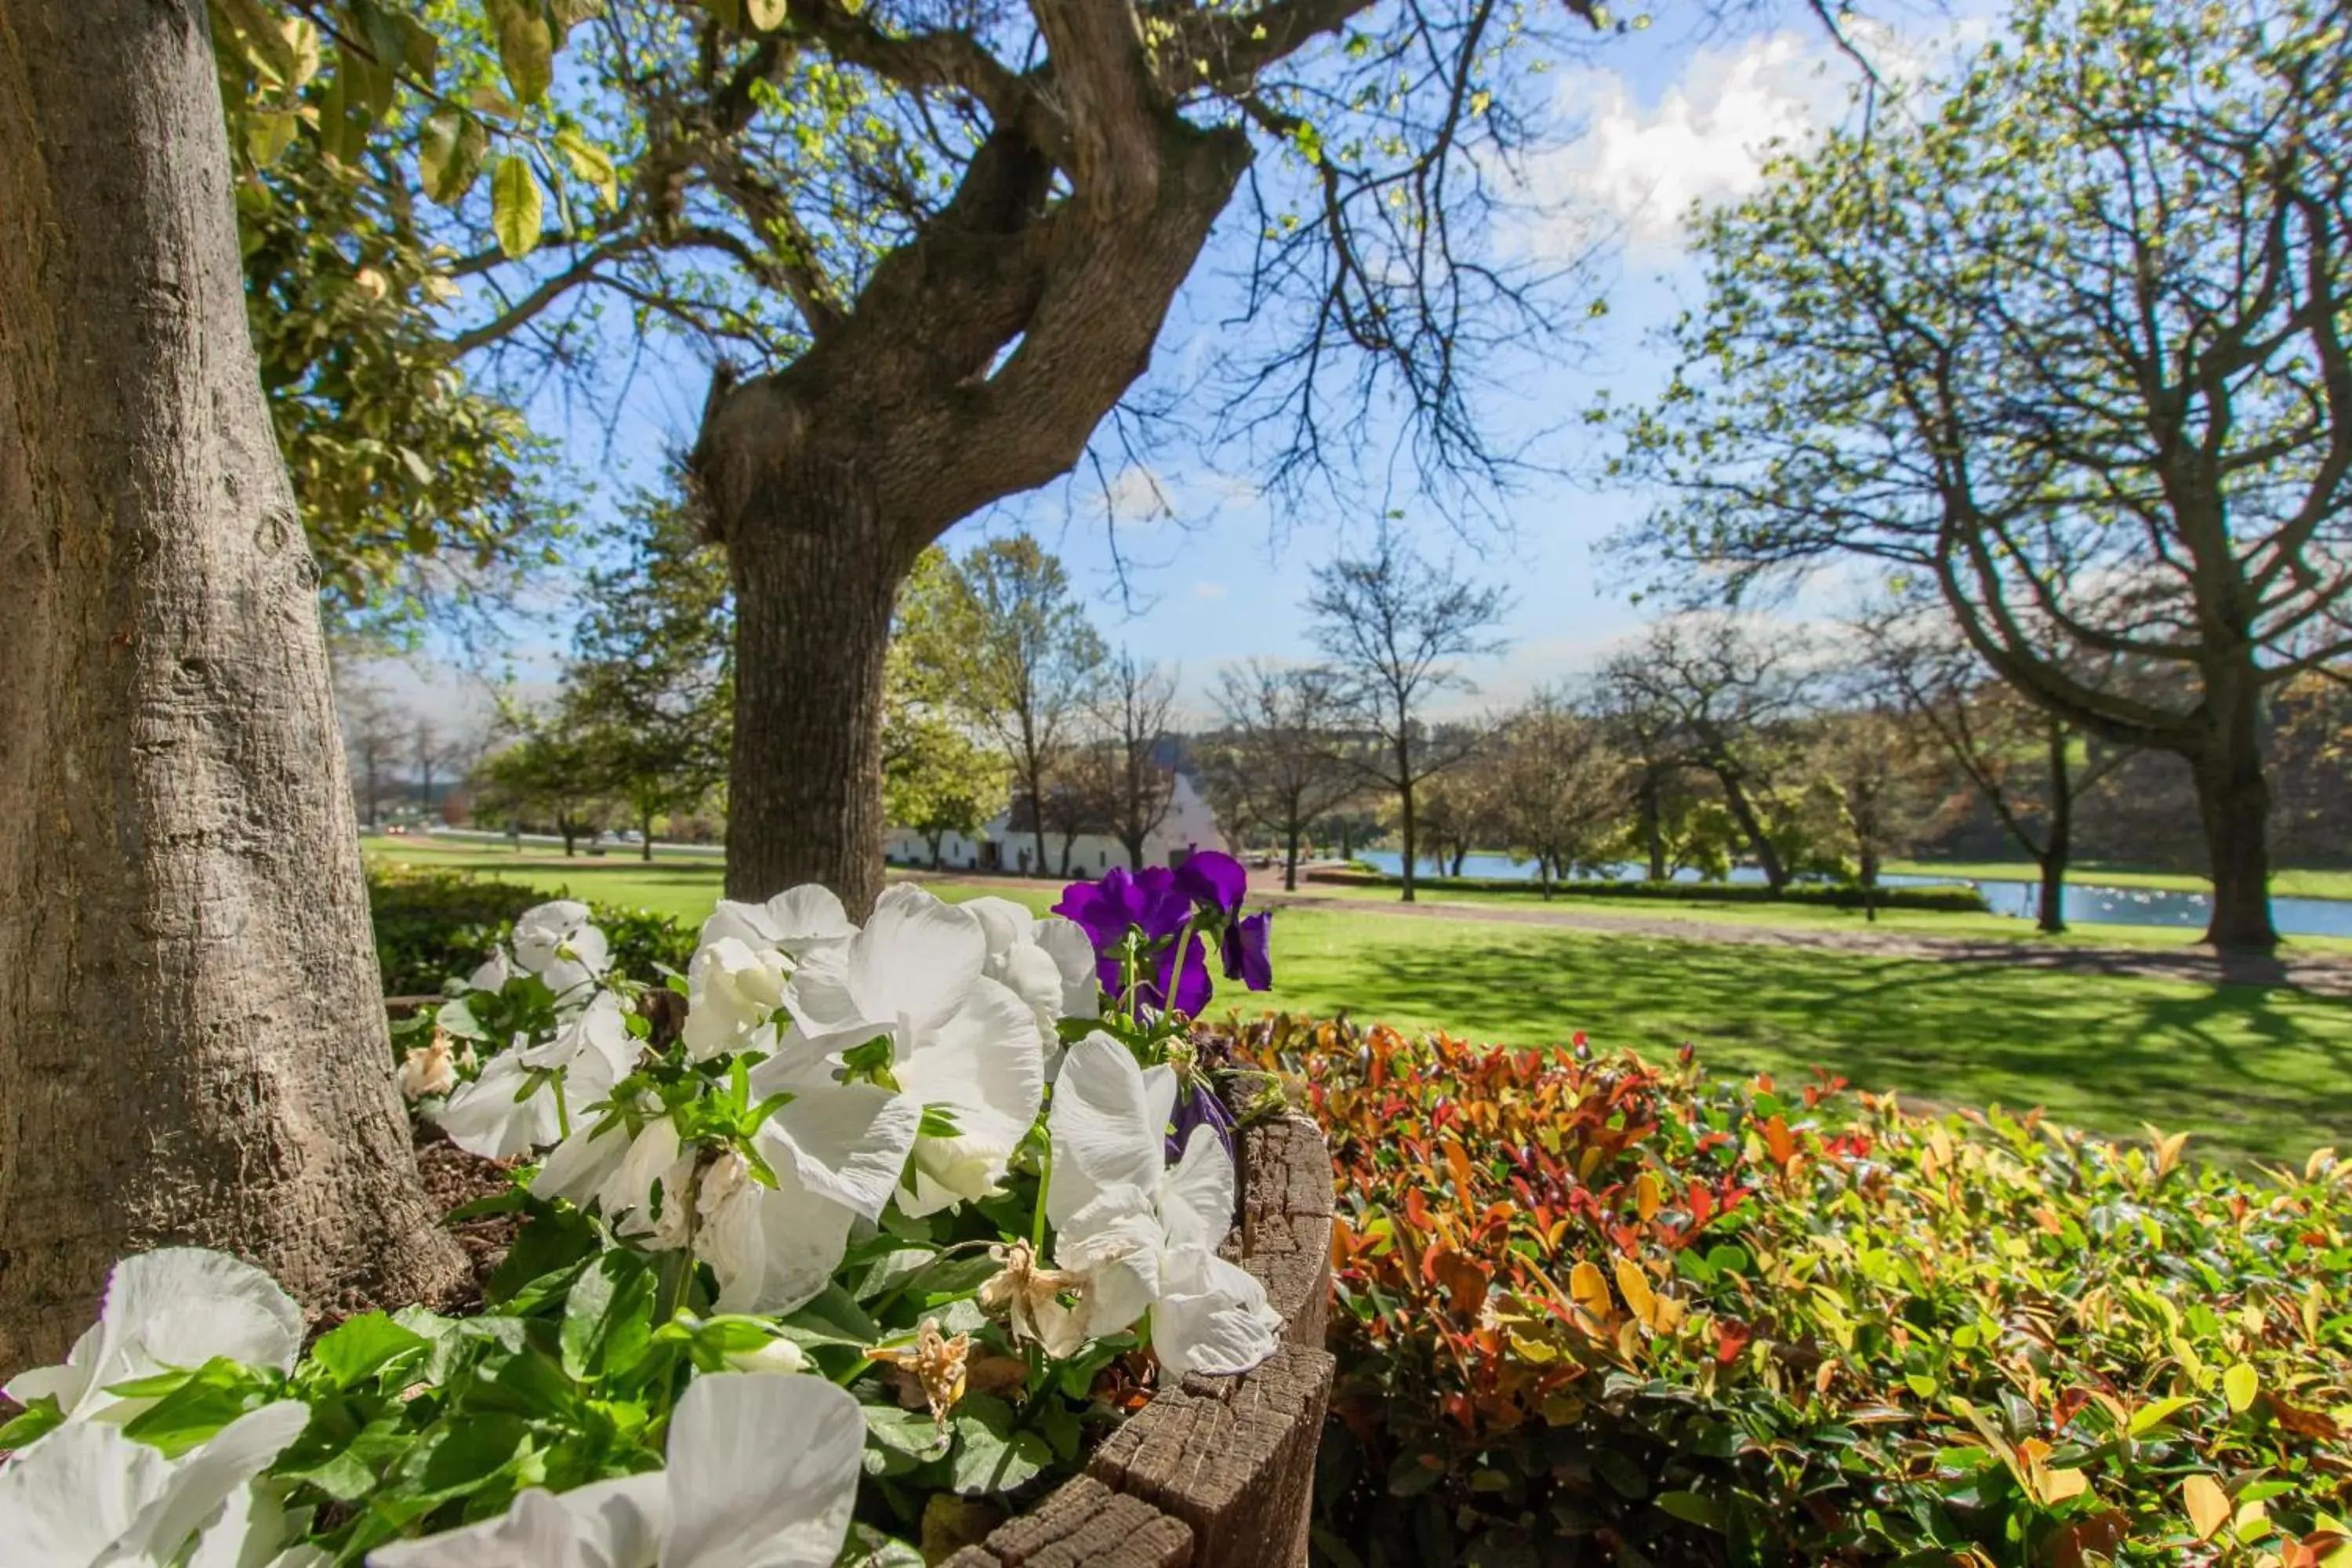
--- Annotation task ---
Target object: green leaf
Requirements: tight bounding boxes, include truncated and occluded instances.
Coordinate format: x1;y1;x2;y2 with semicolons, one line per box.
0;1398;64;1450
246;110;299;168
1657;1490;1722;1531
776;1284;881;1348
2129;1395;2197;1435
492;0;555;106
310;1312;431;1390
490;154;545;258
2223;1361;2259;1414
122;1359;281;1457
419;111;488;207
561;1249;659;1381
947;1395;1051;1496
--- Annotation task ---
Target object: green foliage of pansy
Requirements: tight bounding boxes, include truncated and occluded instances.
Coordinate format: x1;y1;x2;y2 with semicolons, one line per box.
1232;1018;2352;1567
367;865;698;996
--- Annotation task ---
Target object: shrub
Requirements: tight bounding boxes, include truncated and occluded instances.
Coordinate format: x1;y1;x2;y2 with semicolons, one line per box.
367;865;696;995
1228;1017;2352;1568
1302;869;1991;913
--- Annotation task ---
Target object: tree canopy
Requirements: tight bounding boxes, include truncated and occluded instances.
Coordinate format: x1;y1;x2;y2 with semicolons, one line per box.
1609;0;2352;949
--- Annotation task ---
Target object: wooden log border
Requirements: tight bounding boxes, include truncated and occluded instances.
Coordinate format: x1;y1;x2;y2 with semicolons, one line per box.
945;1112;1338;1568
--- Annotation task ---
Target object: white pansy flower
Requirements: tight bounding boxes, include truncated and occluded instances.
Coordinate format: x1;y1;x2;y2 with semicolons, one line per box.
509;900;611;1000
594;1118;699;1252
464;950;514;994
0;1401;312;1566
1044;1034;1282;1378
961;898;1098;1076
678;938;791;1064
367;1373;863;1568
433;994;640;1160
785;889;1045;1217
428;1051;558;1160
697;886;855;959
5;1249;303;1426
694;1079;922;1314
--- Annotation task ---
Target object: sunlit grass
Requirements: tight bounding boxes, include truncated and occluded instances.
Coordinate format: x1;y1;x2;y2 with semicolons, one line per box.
362;837;2352;1162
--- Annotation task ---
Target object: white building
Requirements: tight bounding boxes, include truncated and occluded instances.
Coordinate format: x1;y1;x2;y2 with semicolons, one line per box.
885;770;1225;879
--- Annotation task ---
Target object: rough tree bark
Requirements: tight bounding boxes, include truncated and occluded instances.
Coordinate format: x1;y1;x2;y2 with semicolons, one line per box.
2192;655;2278;951
0;0;463;1369
2035;717;2072;936
692;58;1249;916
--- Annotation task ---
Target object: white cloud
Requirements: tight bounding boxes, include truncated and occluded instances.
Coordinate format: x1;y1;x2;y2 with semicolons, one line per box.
1523;17;1992;259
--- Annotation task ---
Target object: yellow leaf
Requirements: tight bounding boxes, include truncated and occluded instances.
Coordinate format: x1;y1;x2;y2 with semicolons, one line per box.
1567;1260;1612;1325
2224;1361;2259;1414
2039;1465;2090;1504
2185;1474;2230;1541
746;0;786;26
490;154;545;260
1635;1171;1662;1221
1613;1257;1656;1321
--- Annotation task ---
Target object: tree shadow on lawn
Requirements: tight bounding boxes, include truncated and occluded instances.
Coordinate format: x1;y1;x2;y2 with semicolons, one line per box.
1253;925;2352;1164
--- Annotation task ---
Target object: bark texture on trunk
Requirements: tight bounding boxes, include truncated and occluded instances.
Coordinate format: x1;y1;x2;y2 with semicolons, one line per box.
0;0;461;1370
2193;673;2278;952
717;464;902;918
1715;770;1789;891
694;107;1247;914
2037;718;2071;935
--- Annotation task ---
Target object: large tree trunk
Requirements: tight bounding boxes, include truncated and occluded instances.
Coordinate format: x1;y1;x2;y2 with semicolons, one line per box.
0;0;462;1370
639;806;654;862
1639;772;1666;882
2192;670;2278;952
711;461;902;917
2036;717;2071;935
1283;825;1300;891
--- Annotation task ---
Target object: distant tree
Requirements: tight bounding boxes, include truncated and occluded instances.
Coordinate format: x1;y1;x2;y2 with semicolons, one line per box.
1414;724;1503;877
1806;701;1947;921
1040;742;1122;877
565;495;734;860
1203;661;1359;890
1495;691;1630;898
341;684;403;829
1599;616;1816;892
1855;604;2128;932
957;538;1109;879
1312;803;1386;865
1097;651;1180;871
1595;662;1691;882
884;717;1011;870
1305;532;1510;902
410;717;458;820
477;726;611;857
1610;0;2352;949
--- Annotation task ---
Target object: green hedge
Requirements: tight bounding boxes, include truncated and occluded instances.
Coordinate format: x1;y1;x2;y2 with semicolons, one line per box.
1307;868;1991;913
1233;1017;2352;1567
368;866;698;996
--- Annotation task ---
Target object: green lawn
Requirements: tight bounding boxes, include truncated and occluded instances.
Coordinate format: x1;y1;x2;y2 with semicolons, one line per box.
1887;856;2352;902
365;837;2352;1164
1290;875;2352;953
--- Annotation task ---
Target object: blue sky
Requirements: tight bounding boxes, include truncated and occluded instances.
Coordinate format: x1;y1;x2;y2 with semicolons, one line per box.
374;0;1987;730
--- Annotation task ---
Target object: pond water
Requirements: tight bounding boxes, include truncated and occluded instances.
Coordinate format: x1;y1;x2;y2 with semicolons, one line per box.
1351;849;2352;938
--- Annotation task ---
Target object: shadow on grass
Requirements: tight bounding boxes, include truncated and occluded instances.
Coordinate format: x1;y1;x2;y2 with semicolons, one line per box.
1251;920;2352;1165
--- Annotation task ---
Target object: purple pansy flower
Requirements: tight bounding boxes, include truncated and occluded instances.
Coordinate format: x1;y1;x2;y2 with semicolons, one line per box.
1170;1076;1238;1162
1220;911;1274;991
1155;932;1212;1017
1173;850;1247;918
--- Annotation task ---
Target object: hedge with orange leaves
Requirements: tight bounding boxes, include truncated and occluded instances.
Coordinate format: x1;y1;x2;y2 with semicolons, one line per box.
1218;1018;2352;1568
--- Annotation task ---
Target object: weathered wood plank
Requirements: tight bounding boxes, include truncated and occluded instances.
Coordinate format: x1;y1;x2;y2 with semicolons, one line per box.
945;1475;1194;1567
1087;1342;1336;1568
1231;1114;1335;1350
